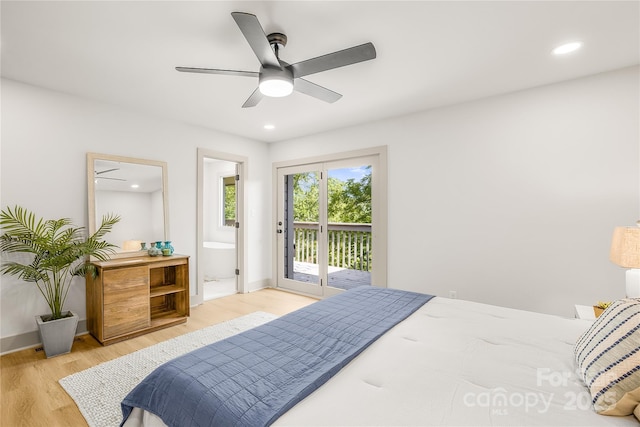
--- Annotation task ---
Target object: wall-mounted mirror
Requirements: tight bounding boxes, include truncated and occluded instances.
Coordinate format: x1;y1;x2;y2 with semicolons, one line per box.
87;153;169;257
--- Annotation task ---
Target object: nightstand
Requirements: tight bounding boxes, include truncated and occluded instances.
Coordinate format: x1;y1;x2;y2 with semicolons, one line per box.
574;304;596;320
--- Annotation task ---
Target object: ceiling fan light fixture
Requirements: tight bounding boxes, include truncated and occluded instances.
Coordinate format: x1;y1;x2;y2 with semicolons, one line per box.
259;76;293;97
258;65;294;97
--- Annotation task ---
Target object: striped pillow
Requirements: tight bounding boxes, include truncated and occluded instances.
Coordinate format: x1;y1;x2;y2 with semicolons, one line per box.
574;298;640;417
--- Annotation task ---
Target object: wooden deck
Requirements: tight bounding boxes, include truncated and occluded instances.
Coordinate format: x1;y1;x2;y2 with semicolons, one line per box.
293;261;371;290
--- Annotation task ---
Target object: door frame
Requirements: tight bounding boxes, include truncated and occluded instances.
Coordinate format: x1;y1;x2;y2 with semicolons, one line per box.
195;148;248;306
272;146;388;298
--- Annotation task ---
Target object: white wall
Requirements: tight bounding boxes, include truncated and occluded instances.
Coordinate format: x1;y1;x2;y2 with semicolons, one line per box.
269;66;640;317
0;78;272;340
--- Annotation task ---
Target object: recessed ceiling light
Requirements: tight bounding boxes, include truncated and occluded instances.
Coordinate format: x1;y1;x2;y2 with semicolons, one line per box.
264;124;275;130
552;42;582;55
131;184;139;189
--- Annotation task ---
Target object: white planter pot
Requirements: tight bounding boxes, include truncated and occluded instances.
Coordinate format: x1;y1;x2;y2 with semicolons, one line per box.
35;311;79;358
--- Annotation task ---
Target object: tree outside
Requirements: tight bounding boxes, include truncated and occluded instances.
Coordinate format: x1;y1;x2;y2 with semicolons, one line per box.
292;166;372;272
293;166;371;224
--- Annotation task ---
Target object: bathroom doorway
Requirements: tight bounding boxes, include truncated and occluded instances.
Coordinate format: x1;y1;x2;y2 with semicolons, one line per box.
196;149;247;305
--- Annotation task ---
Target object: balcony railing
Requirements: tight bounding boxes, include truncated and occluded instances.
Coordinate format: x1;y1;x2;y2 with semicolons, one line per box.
293;222;372;271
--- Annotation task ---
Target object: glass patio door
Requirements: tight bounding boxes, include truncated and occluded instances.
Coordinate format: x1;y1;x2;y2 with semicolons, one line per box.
276;156;376;297
277;164;325;296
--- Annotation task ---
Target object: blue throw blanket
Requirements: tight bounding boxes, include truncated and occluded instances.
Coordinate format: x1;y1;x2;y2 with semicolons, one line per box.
121;286;433;427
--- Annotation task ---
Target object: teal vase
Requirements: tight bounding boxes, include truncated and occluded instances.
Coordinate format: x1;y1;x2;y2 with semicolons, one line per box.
164;241;174;254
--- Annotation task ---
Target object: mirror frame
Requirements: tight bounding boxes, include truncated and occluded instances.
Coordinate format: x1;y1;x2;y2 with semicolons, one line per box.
87;152;169;259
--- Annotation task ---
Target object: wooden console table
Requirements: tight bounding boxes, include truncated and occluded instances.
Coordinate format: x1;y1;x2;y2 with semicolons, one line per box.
86;254;190;345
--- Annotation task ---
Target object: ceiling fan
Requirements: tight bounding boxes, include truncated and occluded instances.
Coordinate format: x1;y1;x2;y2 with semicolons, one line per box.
176;12;376;108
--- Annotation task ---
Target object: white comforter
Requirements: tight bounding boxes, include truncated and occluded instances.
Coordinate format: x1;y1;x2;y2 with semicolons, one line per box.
128;297;637;426
276;297;635;426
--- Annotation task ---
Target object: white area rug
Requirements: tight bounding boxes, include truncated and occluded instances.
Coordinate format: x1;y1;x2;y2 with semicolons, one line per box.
59;312;277;427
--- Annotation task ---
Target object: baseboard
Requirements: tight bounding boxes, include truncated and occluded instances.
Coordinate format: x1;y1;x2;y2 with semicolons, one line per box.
0;319;88;356
247;279;271;293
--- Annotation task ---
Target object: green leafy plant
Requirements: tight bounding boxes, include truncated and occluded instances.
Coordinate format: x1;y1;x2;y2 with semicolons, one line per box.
0;205;120;321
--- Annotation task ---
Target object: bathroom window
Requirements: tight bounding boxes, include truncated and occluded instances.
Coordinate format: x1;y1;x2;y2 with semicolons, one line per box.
222;175;236;227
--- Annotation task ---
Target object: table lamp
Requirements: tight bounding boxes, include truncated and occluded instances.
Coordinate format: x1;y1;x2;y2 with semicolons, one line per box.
610;225;640;298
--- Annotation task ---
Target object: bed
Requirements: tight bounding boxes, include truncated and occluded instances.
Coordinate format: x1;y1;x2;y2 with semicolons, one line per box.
121;286;640;427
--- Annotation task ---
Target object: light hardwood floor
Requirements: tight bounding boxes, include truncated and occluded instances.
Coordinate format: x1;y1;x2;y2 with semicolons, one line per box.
1;289;317;427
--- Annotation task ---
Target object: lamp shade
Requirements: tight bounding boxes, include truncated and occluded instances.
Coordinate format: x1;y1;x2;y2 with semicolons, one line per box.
610;226;640;268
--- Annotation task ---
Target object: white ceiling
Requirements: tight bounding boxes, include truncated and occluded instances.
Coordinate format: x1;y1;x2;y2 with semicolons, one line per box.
2;1;638;143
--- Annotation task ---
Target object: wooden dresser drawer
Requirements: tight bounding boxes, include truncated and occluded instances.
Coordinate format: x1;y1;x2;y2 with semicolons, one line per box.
103;265;150;338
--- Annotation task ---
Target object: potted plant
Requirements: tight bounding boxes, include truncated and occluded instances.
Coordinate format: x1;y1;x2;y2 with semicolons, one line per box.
0;205;120;357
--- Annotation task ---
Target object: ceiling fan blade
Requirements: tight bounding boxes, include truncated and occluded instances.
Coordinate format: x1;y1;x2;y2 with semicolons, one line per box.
294;78;342;103
242;88;264;108
231;12;281;69
95;168;119;175
176;67;259;78
288;42;376;79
